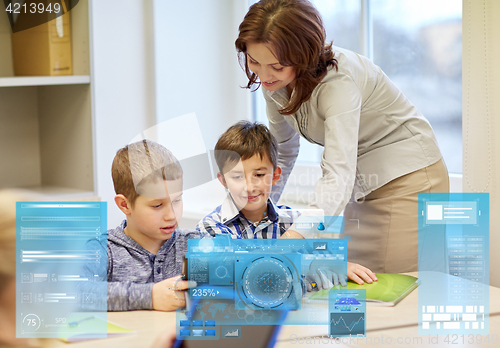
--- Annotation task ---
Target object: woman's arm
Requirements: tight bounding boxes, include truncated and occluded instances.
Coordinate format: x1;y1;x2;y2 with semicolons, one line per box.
264;91;301;202
311;75;362;216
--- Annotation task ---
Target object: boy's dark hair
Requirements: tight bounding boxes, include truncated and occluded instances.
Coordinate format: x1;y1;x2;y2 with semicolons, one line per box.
112;140;182;206
215;121;278;173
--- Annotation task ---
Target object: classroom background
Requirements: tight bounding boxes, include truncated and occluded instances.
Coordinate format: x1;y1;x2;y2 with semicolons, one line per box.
0;0;499;288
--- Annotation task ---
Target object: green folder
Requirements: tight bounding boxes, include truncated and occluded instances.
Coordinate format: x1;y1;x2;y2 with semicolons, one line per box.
307;273;419;306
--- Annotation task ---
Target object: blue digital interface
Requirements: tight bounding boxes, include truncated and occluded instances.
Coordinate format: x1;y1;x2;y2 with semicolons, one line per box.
234;253;301;310
329;289;366;337
292;215;345;235
180;236;348;330
418;193;489;335
16;202;107;338
176;285;287;342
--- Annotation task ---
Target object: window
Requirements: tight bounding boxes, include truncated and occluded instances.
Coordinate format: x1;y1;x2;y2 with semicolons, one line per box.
253;0;462;174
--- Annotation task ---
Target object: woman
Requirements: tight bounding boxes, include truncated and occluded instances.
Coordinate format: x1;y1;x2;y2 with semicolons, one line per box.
235;0;449;273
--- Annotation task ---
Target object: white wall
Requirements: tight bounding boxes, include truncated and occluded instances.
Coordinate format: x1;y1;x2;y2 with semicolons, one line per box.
90;0;250;228
153;0;251;228
153;0;250;149
90;0;156;227
463;0;500;287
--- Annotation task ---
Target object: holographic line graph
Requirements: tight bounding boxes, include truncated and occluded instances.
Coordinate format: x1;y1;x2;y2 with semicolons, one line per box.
329;313;365;333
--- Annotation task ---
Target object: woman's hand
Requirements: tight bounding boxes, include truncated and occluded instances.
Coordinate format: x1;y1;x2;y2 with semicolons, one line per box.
306;267;347;290
347;262;378;285
306;259;347;290
305;260;378;290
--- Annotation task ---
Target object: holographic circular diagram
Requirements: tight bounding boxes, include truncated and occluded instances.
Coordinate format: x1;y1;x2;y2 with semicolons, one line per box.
215;265;228;279
22;313;41;332
241;257;293;308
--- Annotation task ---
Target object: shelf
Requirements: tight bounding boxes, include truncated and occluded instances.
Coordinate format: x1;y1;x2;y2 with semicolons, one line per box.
0;75;90;87
0;84;94;193
0;0;96;199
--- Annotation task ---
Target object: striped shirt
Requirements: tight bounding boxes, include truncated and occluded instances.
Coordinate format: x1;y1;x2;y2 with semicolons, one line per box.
196;195;297;239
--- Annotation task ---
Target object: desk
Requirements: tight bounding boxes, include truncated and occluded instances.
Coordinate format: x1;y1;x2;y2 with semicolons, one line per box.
58;273;500;348
52;311;175;348
275;316;500;348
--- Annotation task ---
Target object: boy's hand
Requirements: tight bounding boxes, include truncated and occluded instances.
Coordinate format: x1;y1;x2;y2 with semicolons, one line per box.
347;262;378;285
152;276;197;311
280;229;305;239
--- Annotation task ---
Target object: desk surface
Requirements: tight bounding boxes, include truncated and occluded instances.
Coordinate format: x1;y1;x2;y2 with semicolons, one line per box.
56;272;500;348
279;271;500;342
276;316;500;348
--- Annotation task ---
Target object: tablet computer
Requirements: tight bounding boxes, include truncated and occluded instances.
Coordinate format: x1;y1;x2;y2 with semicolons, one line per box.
173;324;283;348
174;284;287;348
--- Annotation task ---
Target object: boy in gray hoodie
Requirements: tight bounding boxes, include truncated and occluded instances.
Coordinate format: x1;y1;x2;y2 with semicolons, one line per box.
86;140;206;311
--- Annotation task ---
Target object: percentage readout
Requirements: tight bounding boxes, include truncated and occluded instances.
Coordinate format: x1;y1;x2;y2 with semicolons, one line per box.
191;288;219;297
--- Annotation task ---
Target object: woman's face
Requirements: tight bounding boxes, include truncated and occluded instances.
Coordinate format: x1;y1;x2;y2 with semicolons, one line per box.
246;42;296;92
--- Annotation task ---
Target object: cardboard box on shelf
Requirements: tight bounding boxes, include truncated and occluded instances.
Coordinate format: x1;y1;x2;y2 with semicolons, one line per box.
11;10;72;76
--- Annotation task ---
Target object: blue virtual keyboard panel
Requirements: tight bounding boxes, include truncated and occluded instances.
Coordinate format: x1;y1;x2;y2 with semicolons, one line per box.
16;202;107;339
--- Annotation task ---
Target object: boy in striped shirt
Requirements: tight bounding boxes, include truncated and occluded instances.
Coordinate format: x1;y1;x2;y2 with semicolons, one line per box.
196;121;377;288
196;121;303;239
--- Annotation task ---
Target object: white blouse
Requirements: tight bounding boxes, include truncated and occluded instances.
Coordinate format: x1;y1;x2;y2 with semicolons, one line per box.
264;46;443;216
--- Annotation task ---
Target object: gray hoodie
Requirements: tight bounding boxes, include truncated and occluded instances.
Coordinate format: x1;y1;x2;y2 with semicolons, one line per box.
84;220;208;311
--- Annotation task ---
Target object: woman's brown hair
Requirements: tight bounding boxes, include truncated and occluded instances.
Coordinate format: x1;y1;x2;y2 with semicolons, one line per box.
235;0;338;115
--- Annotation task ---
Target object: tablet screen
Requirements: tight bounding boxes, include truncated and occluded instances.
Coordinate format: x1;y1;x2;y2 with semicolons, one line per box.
174;324;282;348
175;285;286;348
